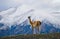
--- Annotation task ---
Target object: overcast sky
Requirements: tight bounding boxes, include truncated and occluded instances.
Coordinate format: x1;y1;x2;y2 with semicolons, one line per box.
0;0;60;12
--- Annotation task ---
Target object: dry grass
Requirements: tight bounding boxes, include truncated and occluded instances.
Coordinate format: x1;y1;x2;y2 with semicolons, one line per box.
0;33;60;39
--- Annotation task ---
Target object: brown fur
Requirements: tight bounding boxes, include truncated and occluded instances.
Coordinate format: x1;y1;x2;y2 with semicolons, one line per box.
28;16;41;34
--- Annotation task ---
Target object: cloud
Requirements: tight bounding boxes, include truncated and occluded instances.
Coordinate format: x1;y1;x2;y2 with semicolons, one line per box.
0;0;60;12
0;0;22;11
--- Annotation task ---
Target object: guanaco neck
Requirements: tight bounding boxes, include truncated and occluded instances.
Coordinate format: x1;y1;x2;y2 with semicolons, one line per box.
28;18;32;25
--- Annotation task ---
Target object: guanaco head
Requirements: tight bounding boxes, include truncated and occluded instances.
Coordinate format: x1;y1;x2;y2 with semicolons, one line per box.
28;16;31;19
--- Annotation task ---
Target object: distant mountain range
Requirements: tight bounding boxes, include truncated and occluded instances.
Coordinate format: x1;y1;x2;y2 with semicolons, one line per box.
0;19;60;37
0;5;60;37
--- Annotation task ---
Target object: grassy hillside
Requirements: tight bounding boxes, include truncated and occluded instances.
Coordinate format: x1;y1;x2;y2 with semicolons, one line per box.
0;33;60;39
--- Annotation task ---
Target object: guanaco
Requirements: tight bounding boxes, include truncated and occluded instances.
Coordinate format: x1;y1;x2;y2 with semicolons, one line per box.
28;16;41;34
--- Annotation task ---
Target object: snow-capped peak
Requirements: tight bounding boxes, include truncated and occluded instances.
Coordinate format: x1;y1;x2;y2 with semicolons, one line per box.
0;4;60;29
